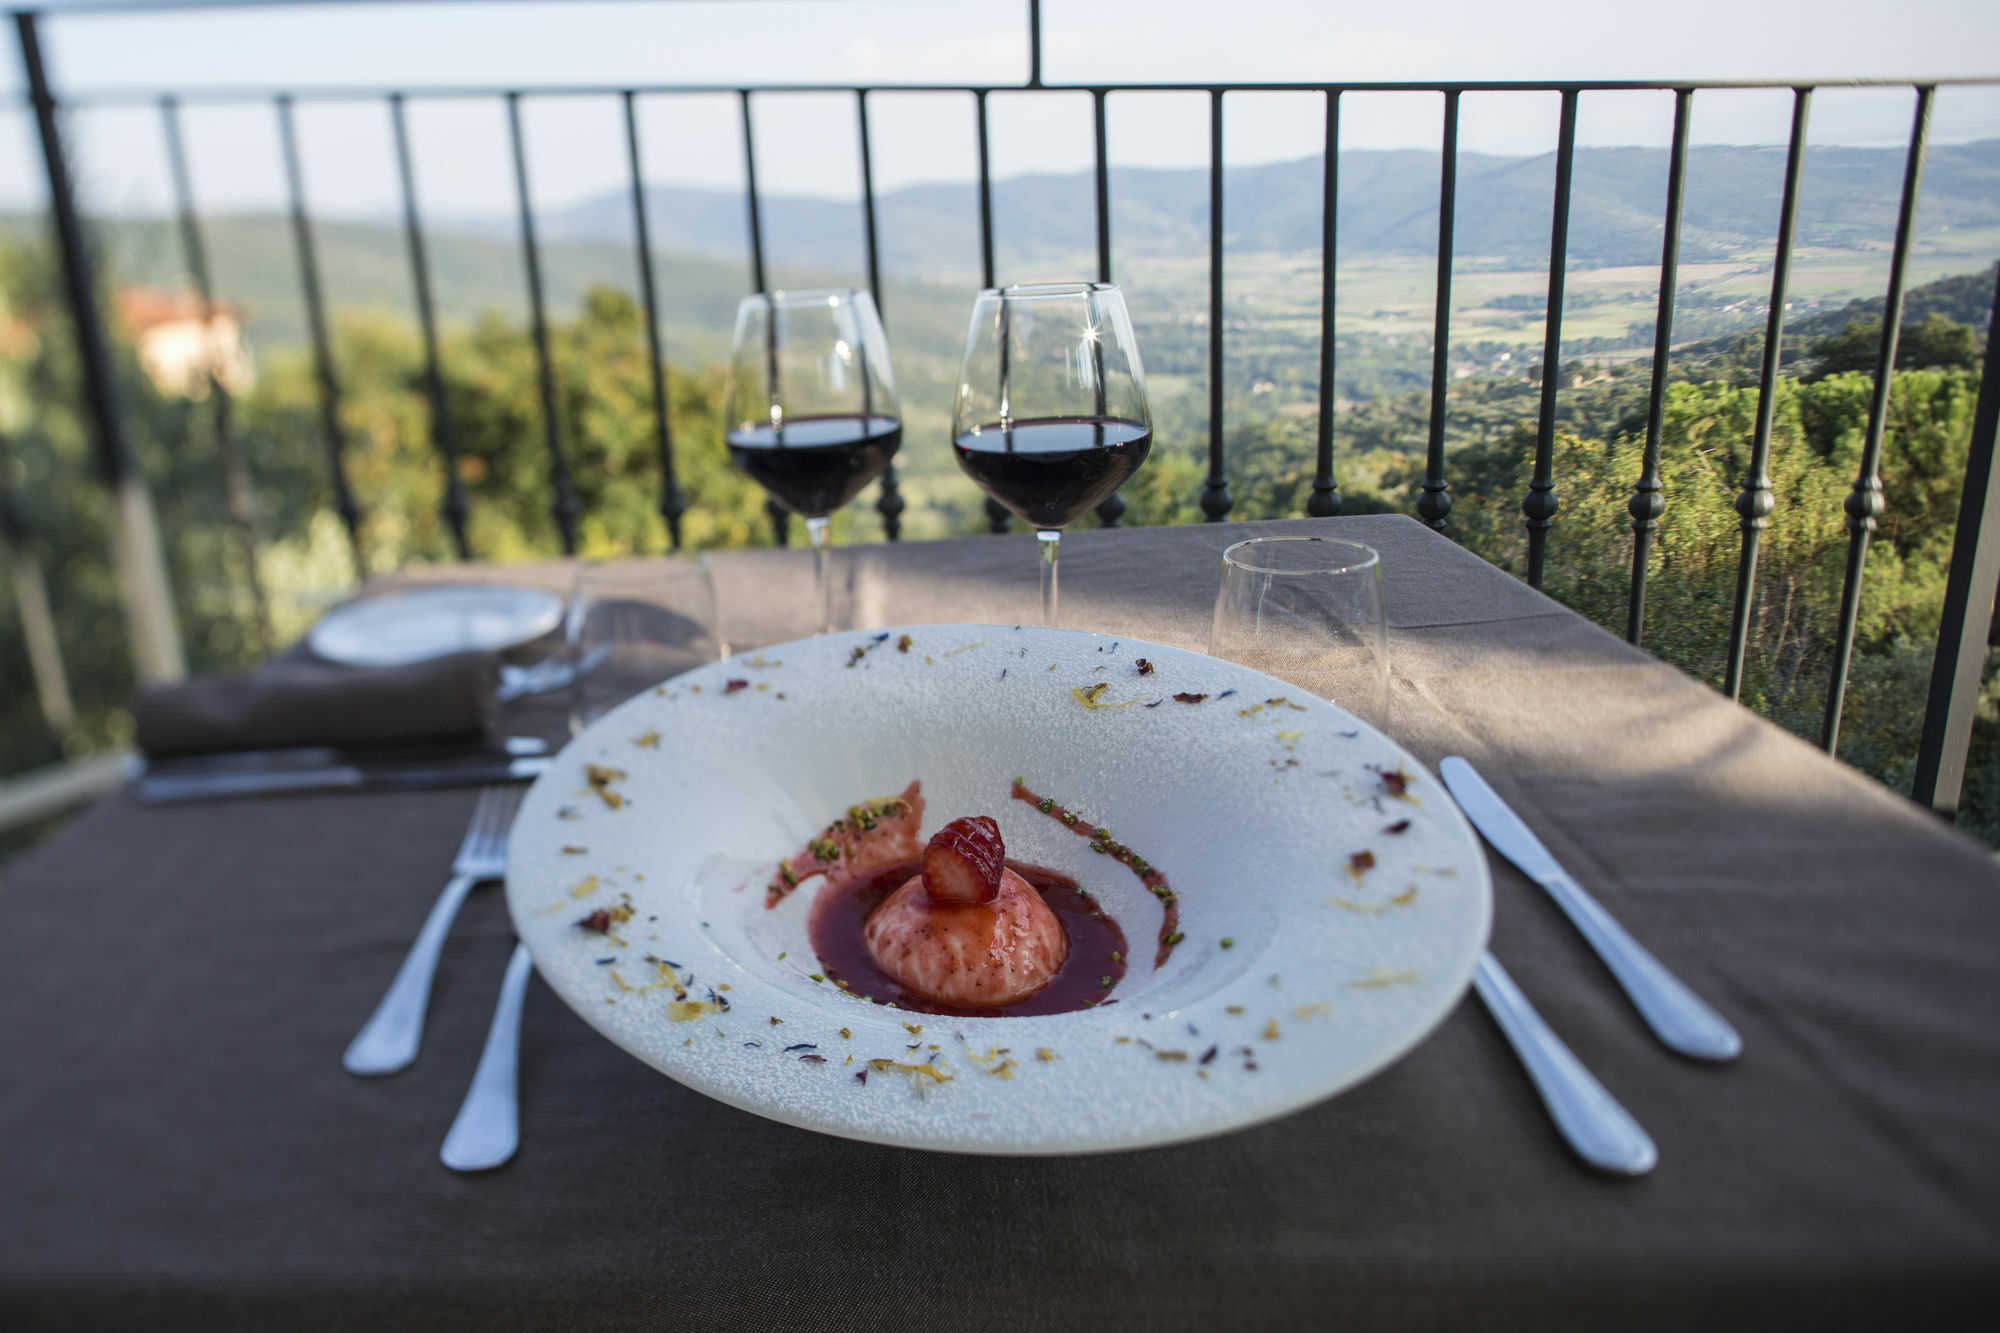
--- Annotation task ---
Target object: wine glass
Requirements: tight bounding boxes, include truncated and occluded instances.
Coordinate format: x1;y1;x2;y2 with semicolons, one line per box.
951;283;1151;627
1207;537;1390;731
725;288;900;634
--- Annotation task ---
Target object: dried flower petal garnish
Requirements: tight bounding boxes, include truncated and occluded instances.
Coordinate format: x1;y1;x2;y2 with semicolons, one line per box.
585;763;628;809
666;998;718;1021
724;679;750;694
1369;764;1417;803
577;903;633;933
1134;658;1155;676
1072;682;1139;711
561;845;588;855
1349;967;1421;989
1383;819;1411;834
896;634;913;653
1172;692;1208;704
631;728;661;748
866;1057;953;1085
570;874;600;899
1347;850;1376;882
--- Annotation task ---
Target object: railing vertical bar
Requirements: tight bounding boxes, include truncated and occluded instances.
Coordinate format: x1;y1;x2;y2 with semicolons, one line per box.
1200;88;1232;523
1913;263;2000;815
1417;90;1460;532
1092;90;1111;284
975;88;1009;533
1522;90;1577;587
160;94;270;649
1625;87;1691;646
505;92;580;555
1091;87;1125;528
388;92;472;560
1724;87;1811;699
15;12;185;680
738;88;786;545
856;89;903;542
1308;88;1342;518
276;94;364;574
622;91;684;551
1028;0;1042;88
1822;85;1934;753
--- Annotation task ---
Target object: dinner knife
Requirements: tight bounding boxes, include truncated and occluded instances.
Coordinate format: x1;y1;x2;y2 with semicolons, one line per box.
1441;756;1742;1063
132;756;552;804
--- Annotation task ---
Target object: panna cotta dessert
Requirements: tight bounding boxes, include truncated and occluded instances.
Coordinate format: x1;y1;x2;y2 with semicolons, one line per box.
861;816;1070;1009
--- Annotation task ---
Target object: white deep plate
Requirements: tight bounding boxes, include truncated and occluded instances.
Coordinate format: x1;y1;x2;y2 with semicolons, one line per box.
506;625;1491;1155
309;584;564;667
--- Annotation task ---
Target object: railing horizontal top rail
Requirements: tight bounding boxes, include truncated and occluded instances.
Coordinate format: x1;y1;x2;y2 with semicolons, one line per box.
28;74;2000;108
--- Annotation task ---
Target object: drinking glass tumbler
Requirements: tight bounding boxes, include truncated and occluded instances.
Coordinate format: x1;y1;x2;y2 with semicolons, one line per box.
1207;537;1390;731
567;557;726;734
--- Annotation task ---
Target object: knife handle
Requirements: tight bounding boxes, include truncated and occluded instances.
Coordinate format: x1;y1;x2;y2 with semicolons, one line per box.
1537;872;1743;1063
1474;952;1658;1176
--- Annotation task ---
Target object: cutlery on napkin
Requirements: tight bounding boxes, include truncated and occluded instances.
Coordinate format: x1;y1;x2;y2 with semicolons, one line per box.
1441;756;1742;1063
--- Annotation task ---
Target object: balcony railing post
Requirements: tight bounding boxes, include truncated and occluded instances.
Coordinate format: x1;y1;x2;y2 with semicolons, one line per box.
1626;87;1692;645
161;94;271;651
620;92;685;551
974;88;1010;534
389;93;473;560
1308;88;1341;519
1912;264;2000;816
738;89;790;547
505;93;581;555
1200;88;1232;523
856;89;903;541
15;11;185;683
1523;90;1577;587
1822;86;1934;753
1417;90;1460;532
276;94;364;575
1724;87;1810;700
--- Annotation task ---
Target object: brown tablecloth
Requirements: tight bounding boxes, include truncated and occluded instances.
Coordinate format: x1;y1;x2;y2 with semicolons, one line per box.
3;515;1997;1330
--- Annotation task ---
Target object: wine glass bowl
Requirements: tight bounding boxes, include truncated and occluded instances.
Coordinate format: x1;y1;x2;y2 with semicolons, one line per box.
951;283;1151;625
726;288;900;631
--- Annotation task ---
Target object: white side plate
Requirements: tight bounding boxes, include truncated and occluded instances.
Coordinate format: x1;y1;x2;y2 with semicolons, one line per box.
309;584;564;667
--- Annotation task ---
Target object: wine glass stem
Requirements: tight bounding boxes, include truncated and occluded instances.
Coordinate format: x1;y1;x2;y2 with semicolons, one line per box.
1037;528;1061;628
806;515;832;634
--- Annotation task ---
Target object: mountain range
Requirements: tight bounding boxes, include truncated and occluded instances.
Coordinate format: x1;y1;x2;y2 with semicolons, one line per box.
520;139;2000;274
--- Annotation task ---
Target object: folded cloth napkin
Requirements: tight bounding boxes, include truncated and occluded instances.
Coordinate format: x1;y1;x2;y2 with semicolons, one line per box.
133;650;500;759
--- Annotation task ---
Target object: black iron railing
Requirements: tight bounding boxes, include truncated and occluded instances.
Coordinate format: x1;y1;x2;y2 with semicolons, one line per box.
4;2;1999;819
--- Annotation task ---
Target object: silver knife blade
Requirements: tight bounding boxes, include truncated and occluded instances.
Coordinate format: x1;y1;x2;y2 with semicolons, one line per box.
133;756;550;804
1439;756;1566;882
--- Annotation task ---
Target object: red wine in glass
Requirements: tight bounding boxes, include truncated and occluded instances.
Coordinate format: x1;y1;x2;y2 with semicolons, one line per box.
951;416;1151;529
726;414;903;517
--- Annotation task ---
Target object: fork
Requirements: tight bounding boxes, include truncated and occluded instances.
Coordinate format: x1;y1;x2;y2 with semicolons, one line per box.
343;785;523;1076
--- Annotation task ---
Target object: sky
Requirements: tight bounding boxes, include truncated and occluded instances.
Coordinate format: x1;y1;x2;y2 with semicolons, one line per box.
0;0;1996;219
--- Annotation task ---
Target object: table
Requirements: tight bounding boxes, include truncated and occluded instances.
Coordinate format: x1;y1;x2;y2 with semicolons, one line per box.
4;515;1996;1330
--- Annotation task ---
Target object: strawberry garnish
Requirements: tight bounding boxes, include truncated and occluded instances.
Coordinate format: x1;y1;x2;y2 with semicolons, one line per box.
922;816;1005;904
